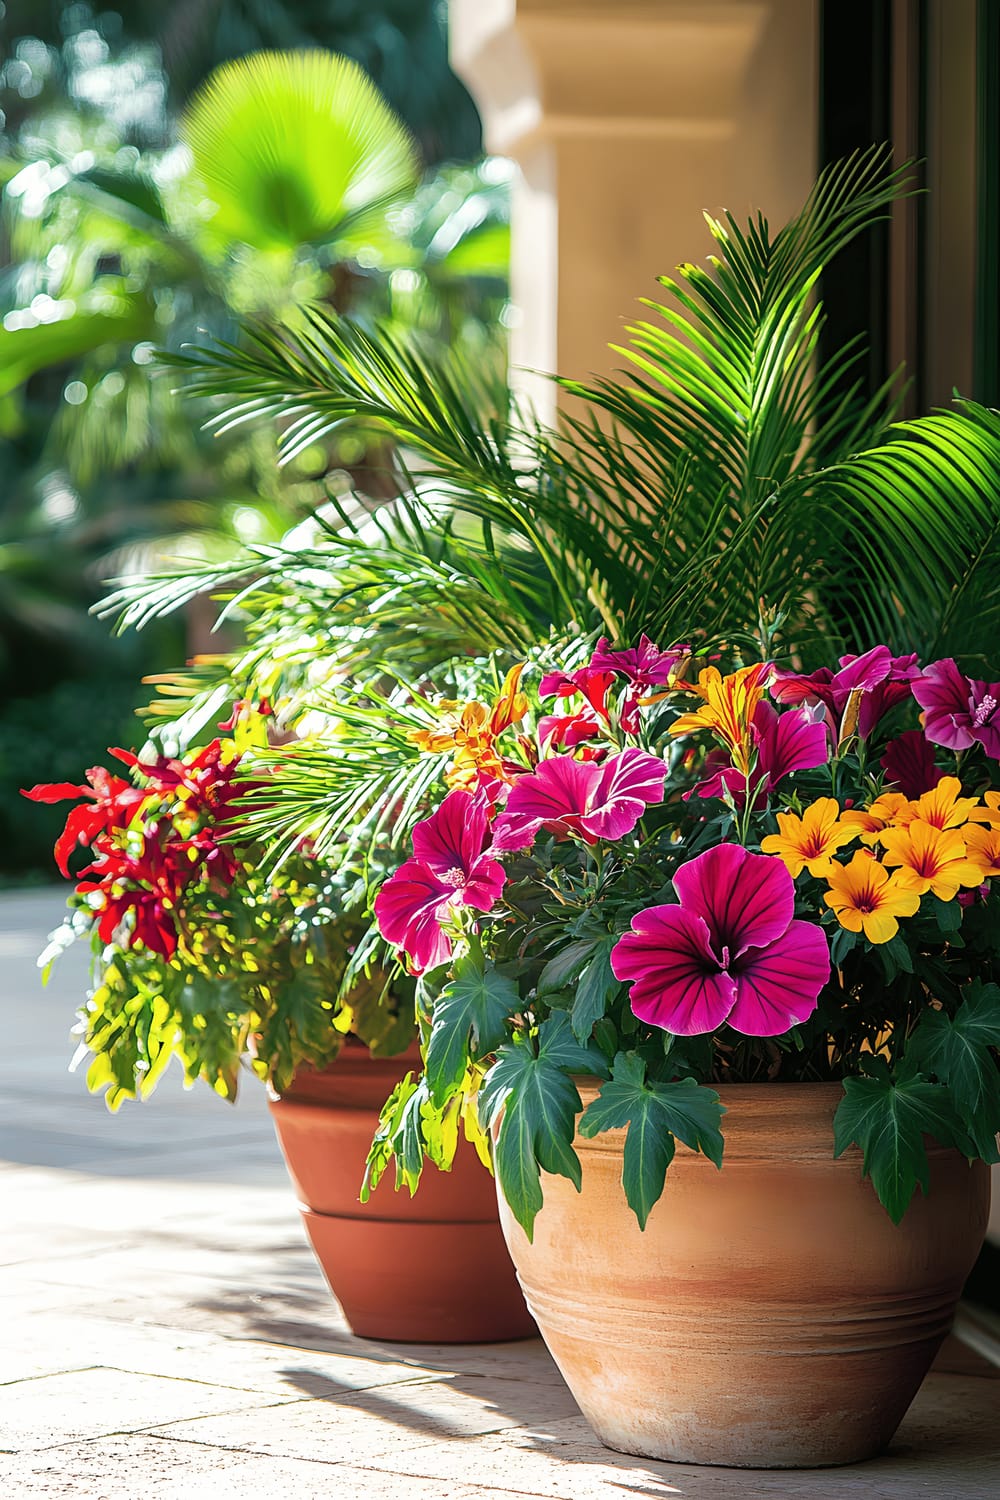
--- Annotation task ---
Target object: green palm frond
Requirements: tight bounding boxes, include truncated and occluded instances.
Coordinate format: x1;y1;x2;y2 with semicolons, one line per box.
99;487;558;668
812;401;1000;665
181;50;419;255
138;147;929;663
101;146;1000;866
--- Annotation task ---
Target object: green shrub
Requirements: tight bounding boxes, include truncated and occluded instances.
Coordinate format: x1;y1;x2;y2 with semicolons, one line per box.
0;678;147;878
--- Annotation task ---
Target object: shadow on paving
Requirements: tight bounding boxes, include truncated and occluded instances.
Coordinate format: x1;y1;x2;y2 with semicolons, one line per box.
182;1288;1000;1495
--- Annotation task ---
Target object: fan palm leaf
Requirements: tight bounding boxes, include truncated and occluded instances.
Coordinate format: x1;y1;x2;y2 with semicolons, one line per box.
181;50;419;255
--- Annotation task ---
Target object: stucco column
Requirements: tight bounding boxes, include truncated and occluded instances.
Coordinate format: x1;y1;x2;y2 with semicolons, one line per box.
451;0;818;420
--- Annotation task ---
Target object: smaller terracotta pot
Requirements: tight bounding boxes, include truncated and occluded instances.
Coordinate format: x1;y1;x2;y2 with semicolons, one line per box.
269;1044;536;1343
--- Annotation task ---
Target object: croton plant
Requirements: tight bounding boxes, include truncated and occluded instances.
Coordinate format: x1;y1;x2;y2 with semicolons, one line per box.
366;637;1000;1235
26;717;412;1108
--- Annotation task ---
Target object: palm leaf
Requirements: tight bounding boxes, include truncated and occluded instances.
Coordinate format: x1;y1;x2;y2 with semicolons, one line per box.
101;147;1000;865
181;50;419;255
137;148;922;661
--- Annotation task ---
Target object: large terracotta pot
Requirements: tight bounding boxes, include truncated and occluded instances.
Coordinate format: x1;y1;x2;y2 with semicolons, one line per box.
496;1081;990;1467
269;1043;535;1343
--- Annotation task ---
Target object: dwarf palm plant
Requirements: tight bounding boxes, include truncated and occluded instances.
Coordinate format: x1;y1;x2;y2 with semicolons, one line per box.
102;146;1000;862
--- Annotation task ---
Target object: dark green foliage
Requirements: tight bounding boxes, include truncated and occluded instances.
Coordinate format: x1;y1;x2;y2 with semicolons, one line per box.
0;677;147;876
579;1052;725;1229
832;1067;970;1224
905;982;1000;1162
478;1014;608;1240
424;949;518;1105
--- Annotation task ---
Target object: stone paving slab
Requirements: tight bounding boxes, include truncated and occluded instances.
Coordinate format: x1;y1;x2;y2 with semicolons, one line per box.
0;1440;528;1500
2;888;999;1497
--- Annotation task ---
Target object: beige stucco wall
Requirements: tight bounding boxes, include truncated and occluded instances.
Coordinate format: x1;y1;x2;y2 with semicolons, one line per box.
453;0;818;414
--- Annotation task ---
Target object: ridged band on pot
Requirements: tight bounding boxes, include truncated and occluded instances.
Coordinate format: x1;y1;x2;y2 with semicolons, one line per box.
495;1080;990;1467
269;1043;536;1343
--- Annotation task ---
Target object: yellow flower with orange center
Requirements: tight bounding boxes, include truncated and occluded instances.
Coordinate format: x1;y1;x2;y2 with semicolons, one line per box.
963;823;1000;878
760;797;857;878
669;662;771;776
970;790;1000;827
898;776;978;831
823;852;921;944
839;791;909;845
880;820;989;901
409;664;528;790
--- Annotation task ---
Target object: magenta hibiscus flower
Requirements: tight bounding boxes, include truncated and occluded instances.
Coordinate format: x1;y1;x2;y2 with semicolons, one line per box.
912;658;1000;759
771;645;917;741
375;790;520;973
839;651;920;737
611;844;830;1037
503;747;666;844
691;700;828;806
589;634;687;689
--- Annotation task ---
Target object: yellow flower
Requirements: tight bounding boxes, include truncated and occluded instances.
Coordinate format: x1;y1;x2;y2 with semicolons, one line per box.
824;852;921;944
409;664;528;790
899;776;978;831
761;798;857;878
963;823;1000;878
880;820;989;901
970;790;1000;827
669;662;771;775
840;792;909;845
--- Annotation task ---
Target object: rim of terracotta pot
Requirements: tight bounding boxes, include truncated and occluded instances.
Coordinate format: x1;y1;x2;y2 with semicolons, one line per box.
572;1077;962;1162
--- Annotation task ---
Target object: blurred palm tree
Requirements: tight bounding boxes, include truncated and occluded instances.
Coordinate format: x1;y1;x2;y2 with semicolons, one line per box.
1;1;482;164
0;14;507;698
0;4;507;871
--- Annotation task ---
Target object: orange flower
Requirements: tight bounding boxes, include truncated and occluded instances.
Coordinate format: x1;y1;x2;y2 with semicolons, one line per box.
970;790;1000;827
840;792;909;846
669;662;771;775
824;853;921;944
880;820;989;901
409;664;528;790
761;797;856;878
963;823;1000;878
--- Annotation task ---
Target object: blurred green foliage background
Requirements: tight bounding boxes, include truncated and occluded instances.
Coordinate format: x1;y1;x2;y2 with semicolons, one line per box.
0;0;507;875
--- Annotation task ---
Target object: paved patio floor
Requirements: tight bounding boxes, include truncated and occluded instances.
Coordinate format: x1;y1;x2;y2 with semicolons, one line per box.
2;888;999;1498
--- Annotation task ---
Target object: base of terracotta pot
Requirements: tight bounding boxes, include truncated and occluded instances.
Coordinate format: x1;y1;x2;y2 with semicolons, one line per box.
546;1324;951;1468
301;1205;537;1343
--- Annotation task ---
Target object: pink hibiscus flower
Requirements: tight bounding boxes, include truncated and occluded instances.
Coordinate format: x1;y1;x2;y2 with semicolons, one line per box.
589;635;688;734
503;747;666;845
771;646;917;742
837;652;921;737
912;658;1000;760
690;700;828;806
375;790;526;973
611;844;830;1037
589;634;687;689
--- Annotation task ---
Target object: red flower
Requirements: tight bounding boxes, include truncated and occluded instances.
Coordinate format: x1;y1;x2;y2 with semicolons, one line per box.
539;667;614;721
22;762;148;876
24;739;253;956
